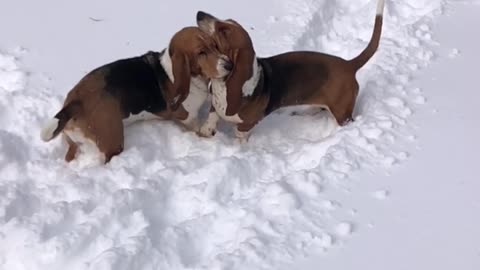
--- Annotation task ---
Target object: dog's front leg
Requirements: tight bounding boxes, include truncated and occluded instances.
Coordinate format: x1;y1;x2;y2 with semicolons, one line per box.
235;122;255;143
198;106;220;137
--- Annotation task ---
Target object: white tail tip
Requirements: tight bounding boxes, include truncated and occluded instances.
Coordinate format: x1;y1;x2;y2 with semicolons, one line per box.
377;0;385;16
40;118;59;142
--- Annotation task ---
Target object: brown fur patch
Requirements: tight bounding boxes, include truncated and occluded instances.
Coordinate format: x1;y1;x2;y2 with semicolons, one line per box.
196;11;383;137
45;27;226;163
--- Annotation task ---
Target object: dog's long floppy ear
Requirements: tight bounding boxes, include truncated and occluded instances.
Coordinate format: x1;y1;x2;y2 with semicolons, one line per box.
225;48;255;116
169;51;191;110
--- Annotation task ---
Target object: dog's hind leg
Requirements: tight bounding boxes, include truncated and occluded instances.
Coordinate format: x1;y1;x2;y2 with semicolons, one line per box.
64;134;78;162
97;117;124;163
330;101;355;126
89;98;125;163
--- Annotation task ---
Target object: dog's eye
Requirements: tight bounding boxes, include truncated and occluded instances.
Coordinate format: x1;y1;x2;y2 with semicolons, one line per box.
198;51;207;56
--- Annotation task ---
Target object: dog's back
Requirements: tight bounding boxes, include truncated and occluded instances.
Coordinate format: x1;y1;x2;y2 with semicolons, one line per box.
102;52;169;118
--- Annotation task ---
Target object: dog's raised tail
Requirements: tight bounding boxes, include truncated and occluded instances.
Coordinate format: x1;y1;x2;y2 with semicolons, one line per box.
350;0;385;71
40;100;82;142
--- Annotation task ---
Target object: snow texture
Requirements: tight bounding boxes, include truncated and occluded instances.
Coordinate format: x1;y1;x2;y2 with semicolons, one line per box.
0;0;475;269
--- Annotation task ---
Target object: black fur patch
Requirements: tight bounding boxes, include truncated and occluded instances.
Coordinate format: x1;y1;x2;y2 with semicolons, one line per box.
261;54;329;115
103;51;169;117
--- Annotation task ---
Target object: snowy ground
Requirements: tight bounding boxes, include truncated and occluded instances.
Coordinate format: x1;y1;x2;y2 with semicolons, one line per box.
0;0;479;270
292;2;480;269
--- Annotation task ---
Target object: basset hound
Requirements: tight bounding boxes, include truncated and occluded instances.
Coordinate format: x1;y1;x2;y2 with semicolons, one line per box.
196;0;385;141
40;27;232;163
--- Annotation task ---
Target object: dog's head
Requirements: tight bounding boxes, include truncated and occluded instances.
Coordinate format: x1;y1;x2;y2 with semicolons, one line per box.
196;11;256;115
167;26;233;109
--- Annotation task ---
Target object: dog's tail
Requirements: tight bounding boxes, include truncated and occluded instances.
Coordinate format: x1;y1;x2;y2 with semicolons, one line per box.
40;100;82;142
349;0;385;71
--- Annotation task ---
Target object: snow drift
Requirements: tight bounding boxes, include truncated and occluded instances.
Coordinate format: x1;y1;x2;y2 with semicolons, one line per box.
0;0;450;269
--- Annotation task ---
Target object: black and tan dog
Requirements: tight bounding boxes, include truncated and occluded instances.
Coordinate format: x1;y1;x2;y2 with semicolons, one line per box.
40;27;232;163
196;0;385;141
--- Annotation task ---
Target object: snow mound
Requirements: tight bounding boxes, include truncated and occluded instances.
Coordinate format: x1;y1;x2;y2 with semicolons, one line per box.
0;0;447;269
0;53;25;93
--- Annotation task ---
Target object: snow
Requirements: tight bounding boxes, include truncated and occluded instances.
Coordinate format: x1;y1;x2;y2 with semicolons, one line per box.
372;190;390;200
287;1;480;270
1;0;479;270
335;222;353;237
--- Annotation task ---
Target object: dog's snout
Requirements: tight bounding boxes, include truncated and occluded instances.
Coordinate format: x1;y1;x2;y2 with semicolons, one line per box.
223;60;233;72
216;56;232;78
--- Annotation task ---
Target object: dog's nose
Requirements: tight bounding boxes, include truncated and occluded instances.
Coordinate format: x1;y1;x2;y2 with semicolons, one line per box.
223;60;233;72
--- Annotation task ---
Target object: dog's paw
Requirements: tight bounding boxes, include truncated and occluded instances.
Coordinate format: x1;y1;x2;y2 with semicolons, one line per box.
234;128;250;143
234;136;249;144
198;124;217;138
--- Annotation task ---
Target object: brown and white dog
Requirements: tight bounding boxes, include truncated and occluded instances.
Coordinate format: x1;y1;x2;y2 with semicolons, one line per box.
40;27;232;163
196;0;385;141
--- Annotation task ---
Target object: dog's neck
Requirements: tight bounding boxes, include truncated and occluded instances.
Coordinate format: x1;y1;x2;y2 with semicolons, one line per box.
241;55;262;97
142;50;172;86
138;50;174;104
210;54;263;98
159;46;175;83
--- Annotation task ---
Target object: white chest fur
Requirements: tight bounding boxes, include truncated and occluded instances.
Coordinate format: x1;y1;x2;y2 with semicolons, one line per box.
211;80;243;123
181;76;208;130
182;77;208;116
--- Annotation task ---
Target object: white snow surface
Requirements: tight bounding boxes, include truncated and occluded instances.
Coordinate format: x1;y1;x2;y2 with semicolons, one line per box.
0;0;478;270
